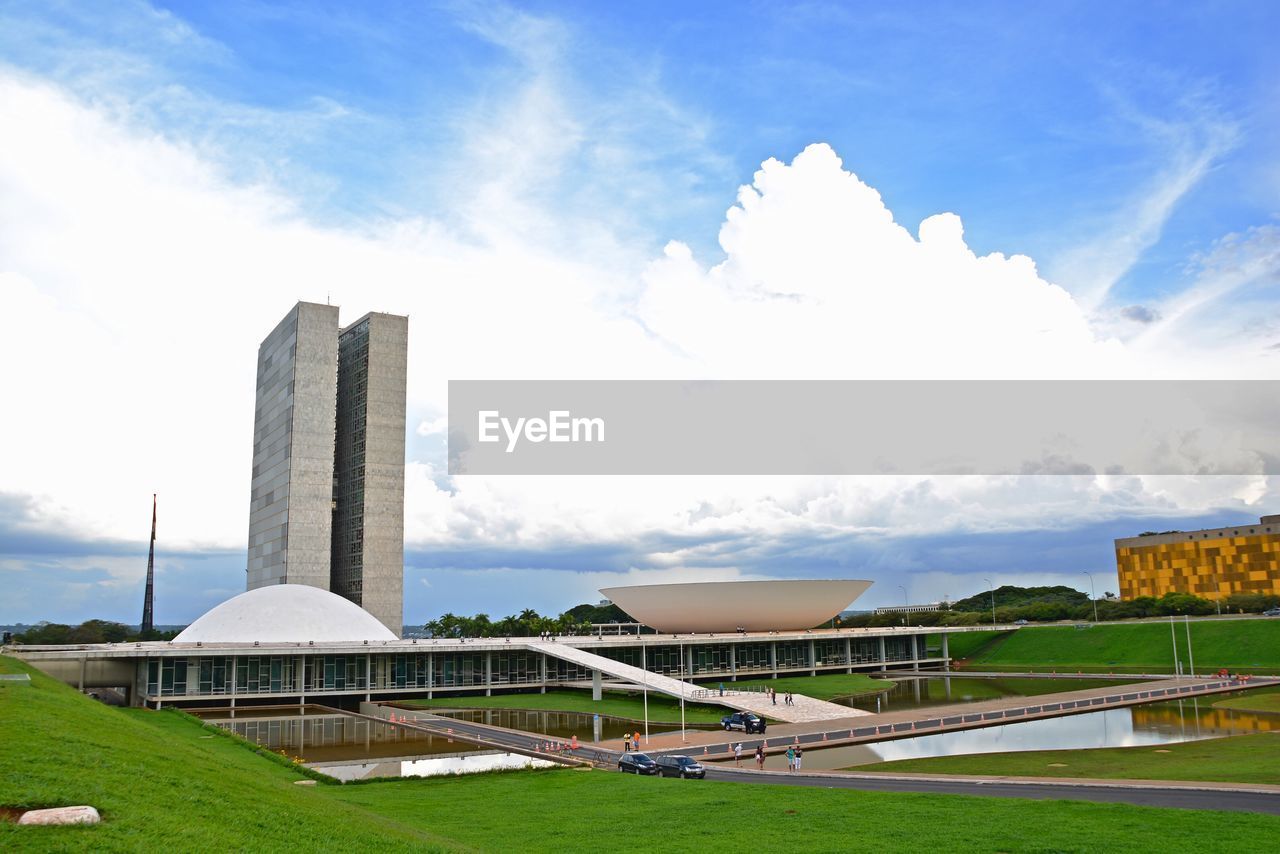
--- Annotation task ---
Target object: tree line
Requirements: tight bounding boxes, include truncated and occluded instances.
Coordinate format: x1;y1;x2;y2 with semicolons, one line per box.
421;601;637;638
8;620;180;644
842;588;1280;628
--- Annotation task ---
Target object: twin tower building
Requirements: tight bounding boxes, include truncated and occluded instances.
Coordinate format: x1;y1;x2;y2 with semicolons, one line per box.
247;302;408;637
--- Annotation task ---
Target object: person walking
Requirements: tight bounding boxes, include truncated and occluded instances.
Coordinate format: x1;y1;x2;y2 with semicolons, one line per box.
785;745;795;772
795;746;803;771
770;688;777;705
733;742;743;766
622;731;630;752
632;732;639;752
755;745;765;770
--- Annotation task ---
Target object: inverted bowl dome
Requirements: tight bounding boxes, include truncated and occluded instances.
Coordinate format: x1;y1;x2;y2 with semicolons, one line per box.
175;584;397;643
599;579;872;633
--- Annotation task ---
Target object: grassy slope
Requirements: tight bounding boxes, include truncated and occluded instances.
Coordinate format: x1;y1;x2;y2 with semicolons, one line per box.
327;769;1280;854
943;630;1008;661
0;657;445;852
6;655;1280;853
962;620;1280;674
705;672;888;701
1214;687;1280;714
396;688;730;723
856;733;1280;785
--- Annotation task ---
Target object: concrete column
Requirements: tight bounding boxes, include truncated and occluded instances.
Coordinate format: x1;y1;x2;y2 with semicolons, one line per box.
231;655;238;707
912;636;920;672
427;652;434;700
78;655;86;692
592;669;602;701
809;638;817;675
485;652;492;697
729;644;737;681
770;641;777;677
845;637;853;674
366;653;372;701
539;653;547;694
685;646;694;680
878;637;887;672
942;634;950;672
297;655;306;707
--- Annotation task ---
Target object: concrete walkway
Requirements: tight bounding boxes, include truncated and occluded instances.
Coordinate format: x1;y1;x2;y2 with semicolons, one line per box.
529;641;863;723
628;675;1278;758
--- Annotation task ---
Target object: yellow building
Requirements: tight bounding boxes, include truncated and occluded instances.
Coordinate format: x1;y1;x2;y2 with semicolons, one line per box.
1115;514;1280;601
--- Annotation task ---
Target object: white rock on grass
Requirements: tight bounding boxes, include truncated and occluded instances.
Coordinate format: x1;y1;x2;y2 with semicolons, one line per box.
18;805;101;825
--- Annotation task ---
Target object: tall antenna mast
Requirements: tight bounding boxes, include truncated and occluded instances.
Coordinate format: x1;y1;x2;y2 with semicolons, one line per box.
141;494;156;634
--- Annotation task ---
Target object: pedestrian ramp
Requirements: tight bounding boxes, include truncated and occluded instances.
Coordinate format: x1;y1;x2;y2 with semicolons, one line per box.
527;642;866;723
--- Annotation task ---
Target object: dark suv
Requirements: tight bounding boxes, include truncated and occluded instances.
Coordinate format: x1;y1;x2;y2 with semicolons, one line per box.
720;712;766;734
656;755;706;779
617;752;659;775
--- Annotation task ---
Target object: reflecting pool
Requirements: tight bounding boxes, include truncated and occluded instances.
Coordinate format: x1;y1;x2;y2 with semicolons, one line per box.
743;692;1279;772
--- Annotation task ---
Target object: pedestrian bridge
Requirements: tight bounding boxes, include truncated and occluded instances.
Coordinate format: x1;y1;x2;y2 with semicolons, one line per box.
528;641;865;723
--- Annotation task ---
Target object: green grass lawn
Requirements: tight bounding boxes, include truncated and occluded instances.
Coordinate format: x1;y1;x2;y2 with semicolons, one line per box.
942;630;1009;661
5;654;1280;853
0;656;447;852
395;688;731;724
706;672;889;701
959;620;1280;674
1214;686;1280;714
855;733;1280;786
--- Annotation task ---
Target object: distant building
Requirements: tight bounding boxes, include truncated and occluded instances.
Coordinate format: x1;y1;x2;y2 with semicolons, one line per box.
247;302;407;636
1114;515;1280;601
873;602;944;616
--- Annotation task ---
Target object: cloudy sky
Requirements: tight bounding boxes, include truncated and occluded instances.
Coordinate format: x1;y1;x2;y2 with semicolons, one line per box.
2;1;1278;626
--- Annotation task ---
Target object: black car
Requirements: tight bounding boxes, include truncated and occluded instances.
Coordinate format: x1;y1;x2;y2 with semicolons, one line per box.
720;712;766;734
655;755;706;779
617;752;660;775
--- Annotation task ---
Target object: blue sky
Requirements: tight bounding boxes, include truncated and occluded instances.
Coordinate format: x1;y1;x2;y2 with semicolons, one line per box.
1;1;1278;626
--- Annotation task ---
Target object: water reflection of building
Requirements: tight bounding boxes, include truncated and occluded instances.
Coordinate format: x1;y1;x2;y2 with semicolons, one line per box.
1129;702;1280;735
1115;514;1280;601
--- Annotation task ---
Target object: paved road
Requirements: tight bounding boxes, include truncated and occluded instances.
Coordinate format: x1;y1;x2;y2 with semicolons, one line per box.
701;766;1280;814
378;708;1280;815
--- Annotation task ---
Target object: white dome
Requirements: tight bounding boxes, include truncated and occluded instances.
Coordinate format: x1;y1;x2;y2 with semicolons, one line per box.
175;584;398;643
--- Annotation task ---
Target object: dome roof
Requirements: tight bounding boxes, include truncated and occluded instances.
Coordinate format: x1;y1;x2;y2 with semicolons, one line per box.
175;584;397;643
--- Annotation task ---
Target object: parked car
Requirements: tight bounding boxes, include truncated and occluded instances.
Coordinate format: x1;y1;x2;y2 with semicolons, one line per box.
617;752;659;775
720;712;766;734
1013;619;1029;626
656;755;706;779
1263;607;1280;617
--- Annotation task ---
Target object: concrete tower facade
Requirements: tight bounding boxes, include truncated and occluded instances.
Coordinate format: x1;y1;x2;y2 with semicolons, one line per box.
247;302;339;591
332;312;408;636
247;302;406;637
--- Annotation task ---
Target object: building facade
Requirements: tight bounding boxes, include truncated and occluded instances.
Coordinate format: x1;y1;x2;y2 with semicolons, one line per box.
14;625;957;708
247;303;339;591
1115;514;1280;601
247;302;407;636
332;313;408;635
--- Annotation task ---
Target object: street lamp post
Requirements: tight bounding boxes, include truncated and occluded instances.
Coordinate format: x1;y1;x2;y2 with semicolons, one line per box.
1083;571;1099;623
983;578;997;626
897;585;908;626
679;641;686;743
642;640;649;745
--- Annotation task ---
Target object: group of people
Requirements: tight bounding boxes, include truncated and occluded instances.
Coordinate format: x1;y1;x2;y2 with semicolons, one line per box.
620;731;641;752
730;741;801;772
731;743;769;770
767;688;796;706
